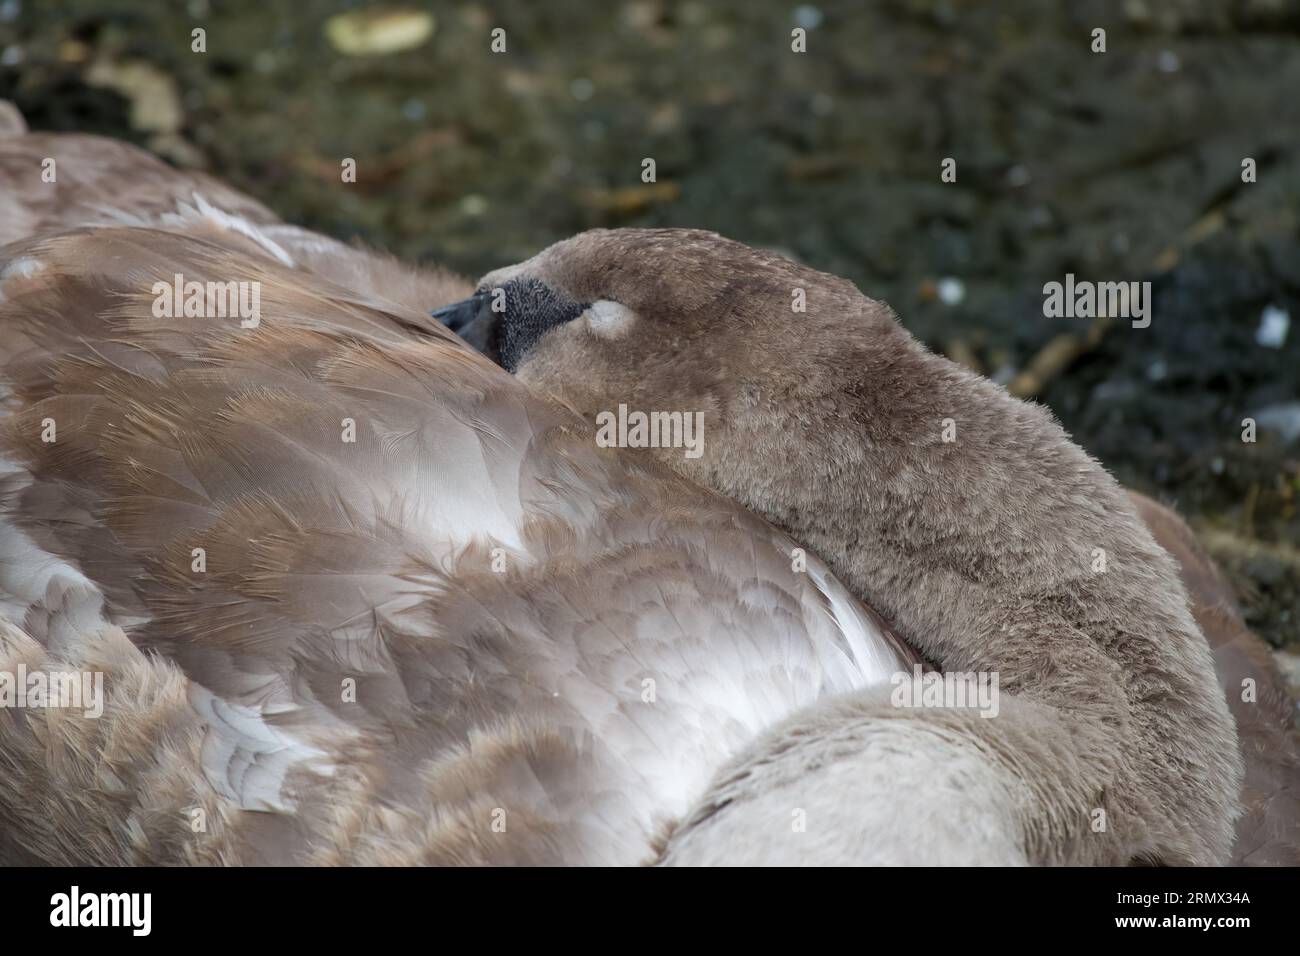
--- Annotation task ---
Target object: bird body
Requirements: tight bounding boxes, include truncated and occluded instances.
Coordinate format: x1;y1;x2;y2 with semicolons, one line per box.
444;228;1296;865
1;110;1293;865
0;120;912;864
1129;493;1300;865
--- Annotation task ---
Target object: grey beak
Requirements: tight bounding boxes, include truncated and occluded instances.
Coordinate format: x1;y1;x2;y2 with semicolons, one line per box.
431;291;489;333
432;292;499;361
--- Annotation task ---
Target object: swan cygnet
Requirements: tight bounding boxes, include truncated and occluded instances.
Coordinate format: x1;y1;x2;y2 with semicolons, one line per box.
0;118;926;864
435;227;1252;865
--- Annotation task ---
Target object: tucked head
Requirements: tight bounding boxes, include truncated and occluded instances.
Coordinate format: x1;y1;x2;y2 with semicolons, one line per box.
432;228;903;450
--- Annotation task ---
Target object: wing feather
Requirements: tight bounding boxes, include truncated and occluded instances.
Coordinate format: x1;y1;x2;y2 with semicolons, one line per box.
0;224;911;864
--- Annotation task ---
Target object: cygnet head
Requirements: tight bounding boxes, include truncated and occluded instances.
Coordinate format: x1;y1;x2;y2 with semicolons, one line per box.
433;227;911;484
